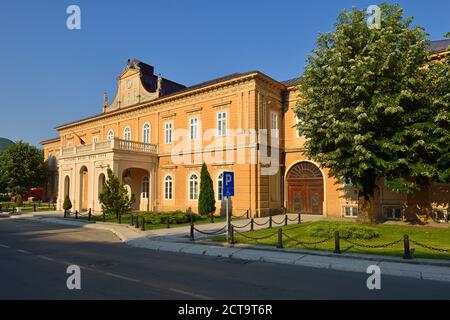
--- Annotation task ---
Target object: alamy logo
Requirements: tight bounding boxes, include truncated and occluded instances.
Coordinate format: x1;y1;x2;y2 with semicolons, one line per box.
66;265;81;290
66;5;81;30
367;5;381;30
366;265;381;290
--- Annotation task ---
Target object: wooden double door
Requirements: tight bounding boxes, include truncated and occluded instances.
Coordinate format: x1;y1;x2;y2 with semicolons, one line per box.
288;178;324;215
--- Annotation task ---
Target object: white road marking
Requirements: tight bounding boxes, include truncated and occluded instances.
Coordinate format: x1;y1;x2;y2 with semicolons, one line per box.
103;272;140;283
169;288;213;300
37;255;55;262
16;249;30;254
0;244;10;249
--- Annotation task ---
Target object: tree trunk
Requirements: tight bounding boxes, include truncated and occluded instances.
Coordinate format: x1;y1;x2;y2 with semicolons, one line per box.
358;194;376;224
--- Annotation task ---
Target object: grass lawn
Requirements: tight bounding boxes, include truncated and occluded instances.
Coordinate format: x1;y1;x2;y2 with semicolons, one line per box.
213;221;450;260
1;202;56;213
75;212;227;231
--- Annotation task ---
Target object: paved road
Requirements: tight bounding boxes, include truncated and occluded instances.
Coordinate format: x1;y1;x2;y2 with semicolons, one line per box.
1;219;449;300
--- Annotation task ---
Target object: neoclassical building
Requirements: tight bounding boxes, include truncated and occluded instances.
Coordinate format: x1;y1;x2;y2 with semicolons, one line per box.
42;40;450;219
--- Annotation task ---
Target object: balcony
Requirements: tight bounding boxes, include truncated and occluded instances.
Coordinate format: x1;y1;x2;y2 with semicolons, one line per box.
60;138;158;157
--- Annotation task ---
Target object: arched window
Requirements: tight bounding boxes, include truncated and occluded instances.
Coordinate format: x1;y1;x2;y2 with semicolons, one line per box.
164;176;173;200
142;176;149;199
189;174;199;201
217;173;223;201
123;127;132;141
142;123;151;144
107;130;114;140
98;173;106;195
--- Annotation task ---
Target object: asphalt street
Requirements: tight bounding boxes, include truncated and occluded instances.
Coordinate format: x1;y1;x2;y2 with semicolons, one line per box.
1;219;450;300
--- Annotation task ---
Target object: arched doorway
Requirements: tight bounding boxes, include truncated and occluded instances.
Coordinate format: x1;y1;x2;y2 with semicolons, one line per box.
79;166;89;211
286;162;324;214
122;168;150;211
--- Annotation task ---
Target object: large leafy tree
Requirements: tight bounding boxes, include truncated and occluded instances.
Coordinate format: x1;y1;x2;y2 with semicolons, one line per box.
198;163;216;216
99;168;135;219
0;141;47;195
295;3;449;221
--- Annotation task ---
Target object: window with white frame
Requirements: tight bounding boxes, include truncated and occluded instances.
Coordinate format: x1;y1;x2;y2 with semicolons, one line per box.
343;206;358;218
142;176;149;199
93;136;99;144
142;123;150;144
271;112;279;137
164;176;173;200
383;206;403;220
217;112;227;137
189;117;199;140
124;127;132;141
295;115;302;138
165;122;173;144
217;173;223;201
189;174;199;201
107;130;114;140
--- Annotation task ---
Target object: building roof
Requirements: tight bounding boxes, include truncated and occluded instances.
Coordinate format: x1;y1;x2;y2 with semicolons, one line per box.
281;77;301;87
427;39;450;53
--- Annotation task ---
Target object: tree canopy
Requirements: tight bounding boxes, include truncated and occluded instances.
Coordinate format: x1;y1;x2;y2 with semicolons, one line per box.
98;168;135;218
295;3;449;221
0;141;47;195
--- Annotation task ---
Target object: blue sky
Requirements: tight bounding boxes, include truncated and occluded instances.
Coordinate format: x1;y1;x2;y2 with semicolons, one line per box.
0;0;448;146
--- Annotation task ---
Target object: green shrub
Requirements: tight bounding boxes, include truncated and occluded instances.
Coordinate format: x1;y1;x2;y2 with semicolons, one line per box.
63;195;72;211
141;211;202;225
305;221;380;240
15;195;23;207
0;194;10;202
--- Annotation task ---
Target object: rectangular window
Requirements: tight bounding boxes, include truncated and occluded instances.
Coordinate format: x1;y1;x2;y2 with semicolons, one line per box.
190;117;198;140
165;122;173;144
383;206;403;220
93;136;99;144
295;116;301;138
343;206;358;218
217;112;227;137
271;112;279;137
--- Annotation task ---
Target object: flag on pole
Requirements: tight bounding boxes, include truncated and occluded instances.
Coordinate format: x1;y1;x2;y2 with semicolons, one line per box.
73;133;86;145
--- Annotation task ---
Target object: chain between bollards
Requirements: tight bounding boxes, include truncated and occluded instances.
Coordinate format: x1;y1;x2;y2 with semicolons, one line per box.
334;231;341;254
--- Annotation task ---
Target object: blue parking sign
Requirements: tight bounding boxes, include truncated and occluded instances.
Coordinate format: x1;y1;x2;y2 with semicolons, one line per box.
223;172;234;197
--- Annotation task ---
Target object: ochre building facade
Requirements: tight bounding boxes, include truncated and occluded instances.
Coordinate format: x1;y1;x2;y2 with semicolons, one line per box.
42;43;450;220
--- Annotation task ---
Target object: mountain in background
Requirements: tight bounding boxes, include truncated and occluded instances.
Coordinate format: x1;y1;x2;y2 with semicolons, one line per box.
0;138;14;154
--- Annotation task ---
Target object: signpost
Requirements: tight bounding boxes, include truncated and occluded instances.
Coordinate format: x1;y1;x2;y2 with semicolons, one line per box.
223;172;235;242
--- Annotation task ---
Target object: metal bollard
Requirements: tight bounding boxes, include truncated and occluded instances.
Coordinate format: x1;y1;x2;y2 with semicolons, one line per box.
64;210;67;218
75;211;78;219
141;217;145;231
298;213;302;224
102;211;106;222
285;214;288;226
277;229;284;249
88;208;92;221
250;218;254;232
190;223;195;241
334;231;341;254
167;216;171;229
135;216;139;229
210;213;214;223
33;204;36;212
229;225;235;245
269;216;273;228
118;214;122;224
0;204;2;212
130;214;134;226
403;235;413;260
246;210;250;219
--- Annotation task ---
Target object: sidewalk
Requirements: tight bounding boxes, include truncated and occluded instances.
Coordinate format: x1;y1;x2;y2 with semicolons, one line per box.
6;212;450;282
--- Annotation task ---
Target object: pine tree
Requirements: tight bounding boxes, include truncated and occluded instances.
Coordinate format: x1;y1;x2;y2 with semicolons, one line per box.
198;163;216;216
63;194;72;211
99;168;135;219
295;4;448;222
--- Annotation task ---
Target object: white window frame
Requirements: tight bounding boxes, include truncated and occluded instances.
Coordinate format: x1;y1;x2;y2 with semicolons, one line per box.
189;117;199;141
107;130;114;140
217;173;223;201
93;136;99;144
142;123;151;144
123;127;132;141
217;112;227;137
142;176;149;199
165;122;173;144
271;112;279;138
343;206;358;218
383;206;403;221
164;175;173;200
189;174;199;201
